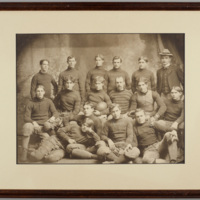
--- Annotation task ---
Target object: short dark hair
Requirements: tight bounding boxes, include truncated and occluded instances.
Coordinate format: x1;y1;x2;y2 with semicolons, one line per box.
67;56;76;62
84;102;95;109
171;86;183;93
138;56;148;63
83;118;94;128
64;75;76;83
95;54;104;61
40;59;49;65
35;84;45;91
135;108;145;115
109;103;121;113
113;56;122;62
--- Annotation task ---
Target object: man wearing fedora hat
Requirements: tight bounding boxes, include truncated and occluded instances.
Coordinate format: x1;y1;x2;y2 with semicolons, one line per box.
156;49;184;99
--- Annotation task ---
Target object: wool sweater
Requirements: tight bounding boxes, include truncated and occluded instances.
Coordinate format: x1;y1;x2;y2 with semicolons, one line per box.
85;66;108;92
55;89;81;115
58;67;85;101
57;124;100;147
106;68;131;93
87;89;112;107
130;90;166;117
133;119;158;148
109;89;132;114
101;117;138;147
131;68;156;94
30;71;58;99
163;98;184;123
70;114;102;137
24;97;58;125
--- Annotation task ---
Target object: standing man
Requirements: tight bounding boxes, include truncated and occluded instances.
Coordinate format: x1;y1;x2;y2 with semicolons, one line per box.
107;56;131;94
30;59;58;100
85;54;108;93
109;76;132;115
131;56;156;94
58;56;85;102
20;85;59;162
157;49;184;99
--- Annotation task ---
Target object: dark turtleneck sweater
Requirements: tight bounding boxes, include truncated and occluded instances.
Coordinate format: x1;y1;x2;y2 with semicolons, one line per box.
30;70;58;99
24;97;58;125
55;89;81;115
131;68;156;94
87;89;112;107
106;68;131;93
57;123;100;147
86;66;108;93
133;119;158;148
58;67;85;101
101;116;138;147
163;98;184;123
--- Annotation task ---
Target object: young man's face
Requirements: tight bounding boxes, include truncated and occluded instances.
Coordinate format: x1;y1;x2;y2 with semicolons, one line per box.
83;105;94;117
135;111;146;124
95;57;104;67
138;59;147;70
65;80;75;90
137;82;148;93
116;77;125;91
171;89;182;101
113;58;122;69
36;87;45;99
111;106;121;119
94;81;103;91
68;58;76;68
40;61;49;73
81;123;89;132
161;56;172;68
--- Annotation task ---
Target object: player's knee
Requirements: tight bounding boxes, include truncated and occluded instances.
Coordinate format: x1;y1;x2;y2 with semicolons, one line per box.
66;144;77;154
96;146;111;157
22;123;34;136
142;155;155;164
43;122;52;132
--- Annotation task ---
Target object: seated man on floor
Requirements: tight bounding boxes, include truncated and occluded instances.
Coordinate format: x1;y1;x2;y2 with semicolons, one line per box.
20;84;59;162
57;118;102;159
100;104;140;164
133;108;179;164
29;118;101;162
129;77;166;123
54;75;81;125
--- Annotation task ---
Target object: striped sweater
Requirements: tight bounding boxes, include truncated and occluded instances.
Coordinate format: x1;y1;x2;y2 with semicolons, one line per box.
109;89;132;114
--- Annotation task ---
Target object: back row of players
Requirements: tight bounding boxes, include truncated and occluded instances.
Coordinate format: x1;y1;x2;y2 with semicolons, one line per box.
20;49;184;164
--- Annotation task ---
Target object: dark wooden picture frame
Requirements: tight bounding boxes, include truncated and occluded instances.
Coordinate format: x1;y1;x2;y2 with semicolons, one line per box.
1;2;199;198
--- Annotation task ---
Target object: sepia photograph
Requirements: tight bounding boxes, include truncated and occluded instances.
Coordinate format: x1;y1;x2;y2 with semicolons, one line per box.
17;33;185;165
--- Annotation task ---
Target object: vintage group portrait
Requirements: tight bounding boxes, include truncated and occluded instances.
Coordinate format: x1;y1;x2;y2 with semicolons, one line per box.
17;33;185;165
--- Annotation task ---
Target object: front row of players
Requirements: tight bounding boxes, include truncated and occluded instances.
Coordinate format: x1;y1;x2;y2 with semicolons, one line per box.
20;75;184;163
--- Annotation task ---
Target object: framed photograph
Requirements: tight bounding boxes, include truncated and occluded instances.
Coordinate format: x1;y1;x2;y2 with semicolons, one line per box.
0;2;200;198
